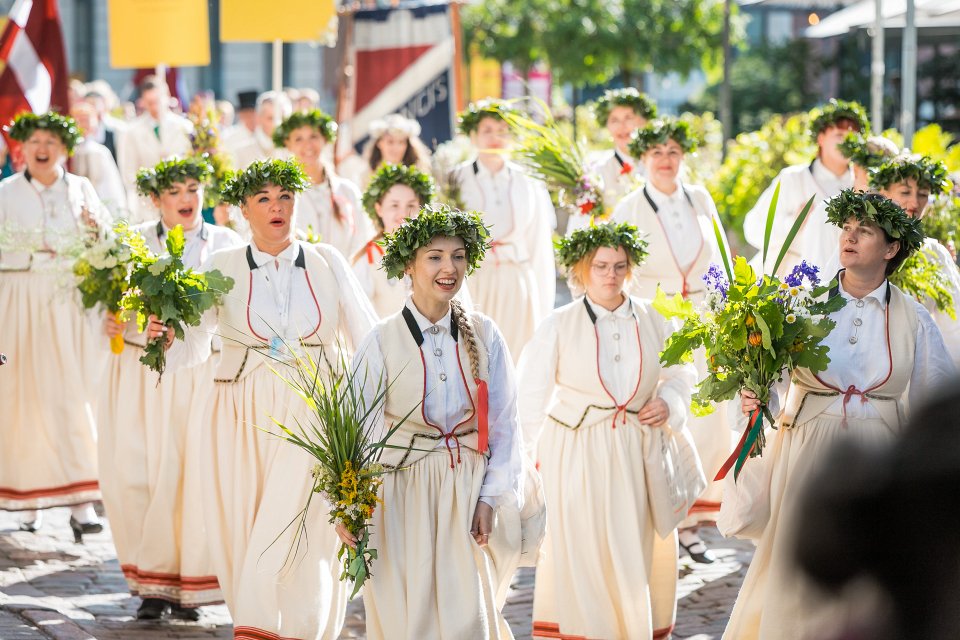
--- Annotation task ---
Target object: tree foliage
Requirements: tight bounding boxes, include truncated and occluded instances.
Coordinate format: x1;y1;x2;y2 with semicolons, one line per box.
463;0;730;88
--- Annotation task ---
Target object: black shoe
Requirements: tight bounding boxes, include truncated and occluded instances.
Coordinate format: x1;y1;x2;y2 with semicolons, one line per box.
680;538;716;564
18;518;41;533
169;604;200;621
68;516;103;544
136;598;170;620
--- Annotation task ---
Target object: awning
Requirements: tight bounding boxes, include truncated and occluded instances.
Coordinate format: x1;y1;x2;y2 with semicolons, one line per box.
805;0;960;38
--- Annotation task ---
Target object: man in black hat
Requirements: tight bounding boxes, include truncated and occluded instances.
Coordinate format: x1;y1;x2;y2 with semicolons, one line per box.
222;90;259;166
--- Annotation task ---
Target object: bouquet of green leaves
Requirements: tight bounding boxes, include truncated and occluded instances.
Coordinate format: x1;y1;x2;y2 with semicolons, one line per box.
499;98;605;219
268;348;415;598
119;224;234;380
890;247;956;319
73;225;133;354
655;185;845;480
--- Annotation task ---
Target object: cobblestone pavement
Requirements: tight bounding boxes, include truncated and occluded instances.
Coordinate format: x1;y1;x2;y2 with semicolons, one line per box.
0;508;752;639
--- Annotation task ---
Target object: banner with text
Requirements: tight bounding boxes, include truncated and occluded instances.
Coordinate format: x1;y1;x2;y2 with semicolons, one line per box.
346;0;456;150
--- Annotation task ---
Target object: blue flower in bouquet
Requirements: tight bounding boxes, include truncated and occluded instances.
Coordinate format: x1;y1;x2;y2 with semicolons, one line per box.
784;260;821;288
702;264;729;298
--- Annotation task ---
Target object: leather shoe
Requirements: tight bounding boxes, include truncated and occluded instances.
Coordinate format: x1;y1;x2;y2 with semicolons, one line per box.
169;604;200;621
136;598;170;620
680;539;716;564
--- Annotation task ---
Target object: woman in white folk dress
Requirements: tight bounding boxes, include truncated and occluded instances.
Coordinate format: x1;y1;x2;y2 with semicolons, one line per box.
724;191;956;640
587;88;656;222
871;155;960;366
352;163;437;317
0;112;109;537
612;117;733;562
157;158;377;640
354;113;433;189
743;100;869;274
99;157;242;620
452;100;556;361
345;204;523;639
518;223;697;640
273;109;372;258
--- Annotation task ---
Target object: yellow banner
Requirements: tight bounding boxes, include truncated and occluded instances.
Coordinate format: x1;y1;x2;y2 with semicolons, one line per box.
108;0;210;68
220;0;336;42
469;54;501;104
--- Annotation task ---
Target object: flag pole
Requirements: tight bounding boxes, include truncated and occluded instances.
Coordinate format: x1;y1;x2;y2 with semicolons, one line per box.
449;1;466;113
272;38;283;125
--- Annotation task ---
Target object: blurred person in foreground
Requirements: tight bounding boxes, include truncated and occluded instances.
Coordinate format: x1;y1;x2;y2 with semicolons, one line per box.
794;385;960;640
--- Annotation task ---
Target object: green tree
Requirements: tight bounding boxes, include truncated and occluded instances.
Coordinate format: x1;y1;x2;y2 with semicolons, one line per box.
463;0;731;89
684;39;821;136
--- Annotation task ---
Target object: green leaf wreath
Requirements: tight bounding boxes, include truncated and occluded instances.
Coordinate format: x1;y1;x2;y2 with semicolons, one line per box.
272;109;338;147
593;87;657;126
555;221;649;269
361;163;436;227
6;111;82;155
135;156;213;198
628;117;699;157
380;203;491;279
809;99;870;141
219;158;310;207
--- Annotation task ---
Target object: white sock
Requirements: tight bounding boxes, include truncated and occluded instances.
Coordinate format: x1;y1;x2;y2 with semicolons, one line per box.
70;503;98;524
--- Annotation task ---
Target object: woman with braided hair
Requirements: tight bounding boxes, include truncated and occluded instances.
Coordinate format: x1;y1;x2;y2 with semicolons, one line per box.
273;109;372;258
517;222;697;640
346;203;524;639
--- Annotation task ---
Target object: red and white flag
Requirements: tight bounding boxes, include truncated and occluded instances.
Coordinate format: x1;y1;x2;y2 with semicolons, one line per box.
0;0;69;128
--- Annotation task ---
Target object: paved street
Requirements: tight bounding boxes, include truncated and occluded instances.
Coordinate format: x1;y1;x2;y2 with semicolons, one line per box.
0;508;753;639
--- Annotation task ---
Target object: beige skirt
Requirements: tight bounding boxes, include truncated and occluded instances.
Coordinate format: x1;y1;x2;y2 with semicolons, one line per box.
467;257;541;362
0;270;102;510
681;348;734;528
97;344;221;606
364;449;517;640
202;366;348;640
723;415;896;640
532;416;678;640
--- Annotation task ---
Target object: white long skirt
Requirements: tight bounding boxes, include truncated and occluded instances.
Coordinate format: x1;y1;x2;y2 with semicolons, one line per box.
0;270;102;510
97;344;221;606
364;449;517;640
532;417;678;640
681;349;734;528
723;415;896;640
203;366;348;639
467;258;541;362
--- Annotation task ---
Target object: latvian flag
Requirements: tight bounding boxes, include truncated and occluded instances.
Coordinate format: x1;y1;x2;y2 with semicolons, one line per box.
346;0;457;150
0;0;69;141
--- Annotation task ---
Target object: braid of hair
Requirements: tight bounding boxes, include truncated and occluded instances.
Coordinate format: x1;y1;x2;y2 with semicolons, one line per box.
449;298;481;382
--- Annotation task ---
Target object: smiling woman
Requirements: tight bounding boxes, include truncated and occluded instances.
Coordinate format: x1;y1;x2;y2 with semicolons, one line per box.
0;111;111;538
349;203;528;639
158;158;378;640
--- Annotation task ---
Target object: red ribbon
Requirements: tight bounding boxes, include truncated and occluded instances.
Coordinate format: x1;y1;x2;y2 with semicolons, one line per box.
620;162;633;175
476;378;489;453
365;241;384;265
579;200;596;215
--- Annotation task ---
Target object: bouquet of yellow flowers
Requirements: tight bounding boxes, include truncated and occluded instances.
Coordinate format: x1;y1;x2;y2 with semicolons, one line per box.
269;348;415;597
656;186;845;480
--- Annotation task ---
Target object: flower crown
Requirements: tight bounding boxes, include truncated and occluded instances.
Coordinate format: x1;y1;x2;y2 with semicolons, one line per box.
809;99;870;142
6;112;82;155
869;155;951;195
555;222;649;270
136;156;213;197
457;99;520;135
594;88;657;126
628;117;699;157
362;163;436;228
825;189;923;254
219;158;309;206
380;203;492;280
838;133;899;169
369;113;421;140
271;109;338;148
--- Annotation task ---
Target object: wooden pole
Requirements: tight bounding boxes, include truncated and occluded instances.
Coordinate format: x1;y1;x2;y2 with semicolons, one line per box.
450;1;466;113
901;0;917;142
